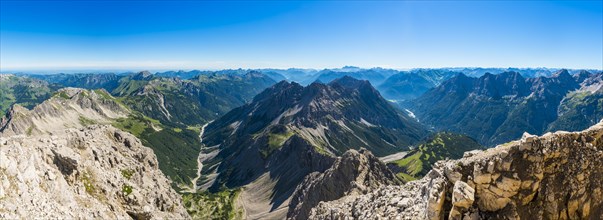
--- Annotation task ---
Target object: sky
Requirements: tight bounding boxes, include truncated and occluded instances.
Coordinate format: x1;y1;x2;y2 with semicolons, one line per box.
0;1;602;72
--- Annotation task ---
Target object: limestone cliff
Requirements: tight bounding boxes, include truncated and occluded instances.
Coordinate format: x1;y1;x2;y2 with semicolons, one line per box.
310;120;603;219
0;88;188;219
287;149;400;220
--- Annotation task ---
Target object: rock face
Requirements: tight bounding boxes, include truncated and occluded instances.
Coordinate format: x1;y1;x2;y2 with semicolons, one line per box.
378;69;459;101
287;149;400;220
310;120;603;219
0;88;127;137
0;74;60;114
30;73;123;92
408;70;603;146
112;71;276;126
0;88;188;219
197;76;425;218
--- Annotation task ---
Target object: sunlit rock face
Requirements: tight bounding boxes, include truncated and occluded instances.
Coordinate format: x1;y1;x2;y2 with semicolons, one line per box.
310;120;603;219
0;88;189;219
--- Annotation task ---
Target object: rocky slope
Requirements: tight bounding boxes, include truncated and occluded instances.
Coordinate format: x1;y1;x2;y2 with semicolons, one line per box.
287;149;400;220
378;69;459;101
408;70;602;146
1;88;127;137
16;71;277;186
203;76;425;159
0;88;188;219
0;74;61;114
309;67;398;86
310;120;603;219
387;132;483;182
112;71;276;126
549;71;603;132
197;76;425;218
30;73;123;92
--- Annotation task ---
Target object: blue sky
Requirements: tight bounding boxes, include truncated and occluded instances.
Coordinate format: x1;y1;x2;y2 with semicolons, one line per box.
1;1;602;71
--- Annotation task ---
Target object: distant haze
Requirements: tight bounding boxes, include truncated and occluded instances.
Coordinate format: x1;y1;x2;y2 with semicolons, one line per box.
1;1;602;71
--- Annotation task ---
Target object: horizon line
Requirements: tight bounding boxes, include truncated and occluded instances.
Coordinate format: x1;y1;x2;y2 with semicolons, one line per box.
2;66;602;74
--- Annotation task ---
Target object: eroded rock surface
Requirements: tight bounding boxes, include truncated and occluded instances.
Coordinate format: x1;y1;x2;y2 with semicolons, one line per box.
0;88;188;219
310;121;603;219
0;88;127;137
287;149;400;220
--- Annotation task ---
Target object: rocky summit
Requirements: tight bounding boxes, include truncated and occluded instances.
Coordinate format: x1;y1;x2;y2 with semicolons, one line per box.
287;149;400;220
0;88;188;219
310;120;603;219
196;76;425;218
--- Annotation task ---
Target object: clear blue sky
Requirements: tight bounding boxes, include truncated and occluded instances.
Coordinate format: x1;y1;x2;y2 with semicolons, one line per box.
1;1;602;71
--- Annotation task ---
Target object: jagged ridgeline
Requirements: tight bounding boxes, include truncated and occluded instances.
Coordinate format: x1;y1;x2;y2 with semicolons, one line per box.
0;74;62;114
110;71;277;127
203;76;425;158
408;70;603;146
310;120;603;219
1;71;278;187
29;73;123;91
108;71;277;185
0;88;189;218
196;76;426;218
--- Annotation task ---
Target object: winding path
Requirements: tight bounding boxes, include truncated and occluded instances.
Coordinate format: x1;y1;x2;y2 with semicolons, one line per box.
188;121;212;192
379;151;408;163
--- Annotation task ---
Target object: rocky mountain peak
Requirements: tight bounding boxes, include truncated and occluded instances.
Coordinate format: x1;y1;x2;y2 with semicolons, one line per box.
0;125;189;219
328;75;371;89
553;69;571;78
198;76;425;218
574;70;592;83
130;71;153;80
436;73;473;94
287;148;400;219
244;70;265;78
0;89;188;218
204;76;425;158
475;71;529;98
310;120;603;219
252;80;303;103
0;88;128;137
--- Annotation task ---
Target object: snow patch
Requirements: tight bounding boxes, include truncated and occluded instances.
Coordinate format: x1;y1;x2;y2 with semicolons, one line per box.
404;109;416;119
229;121;242;136
359;118;376;127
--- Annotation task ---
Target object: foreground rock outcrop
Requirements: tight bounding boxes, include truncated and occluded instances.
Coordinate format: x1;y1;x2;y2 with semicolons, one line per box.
0;88;188;219
311;120;603;219
287;149;400;220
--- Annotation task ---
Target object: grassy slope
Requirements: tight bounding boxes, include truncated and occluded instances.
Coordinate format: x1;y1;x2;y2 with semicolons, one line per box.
389;132;483;182
111;111;201;186
112;74;276;127
0;75;61;114
182;189;243;220
548;91;603;132
83;89;200;187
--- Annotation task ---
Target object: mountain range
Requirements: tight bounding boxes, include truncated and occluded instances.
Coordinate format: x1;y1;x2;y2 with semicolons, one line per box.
1;66;601;219
196;76;425;218
407;70;603;146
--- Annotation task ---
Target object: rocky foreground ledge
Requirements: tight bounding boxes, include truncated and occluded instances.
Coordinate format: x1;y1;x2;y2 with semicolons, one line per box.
310;121;603;219
0;88;188;219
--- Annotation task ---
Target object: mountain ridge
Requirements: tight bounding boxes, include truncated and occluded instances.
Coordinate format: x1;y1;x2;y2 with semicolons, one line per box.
311;120;603;219
196;76;426;218
408;69;602;146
